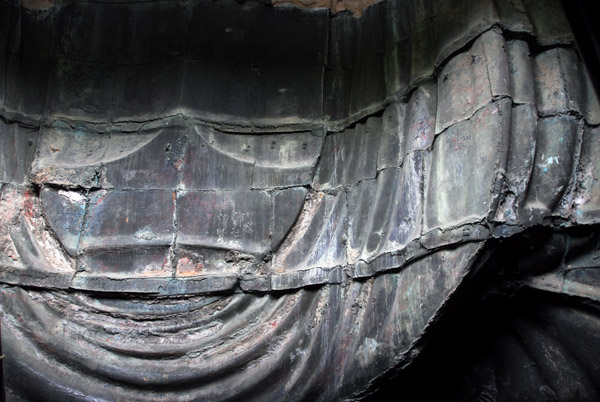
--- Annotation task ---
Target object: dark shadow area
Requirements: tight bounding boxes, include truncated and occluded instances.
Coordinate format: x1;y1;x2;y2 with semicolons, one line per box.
365;226;600;401
561;0;600;97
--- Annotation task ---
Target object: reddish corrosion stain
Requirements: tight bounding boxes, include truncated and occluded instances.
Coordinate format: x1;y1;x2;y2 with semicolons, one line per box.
49;145;60;153
23;190;36;219
334;335;352;369
176;256;204;277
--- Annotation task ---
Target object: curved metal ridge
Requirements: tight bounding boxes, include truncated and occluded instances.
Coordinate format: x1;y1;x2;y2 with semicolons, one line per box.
0;221;571;295
2;21;600;294
359;225;600;401
0;0;585;133
2;0;600;400
1;240;485;401
4;226;599;401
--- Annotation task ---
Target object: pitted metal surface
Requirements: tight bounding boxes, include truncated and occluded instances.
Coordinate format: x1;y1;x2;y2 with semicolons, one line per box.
1;0;600;400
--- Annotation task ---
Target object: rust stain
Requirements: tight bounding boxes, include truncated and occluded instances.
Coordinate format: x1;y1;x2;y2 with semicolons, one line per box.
176;256;204;277
23;190;36;219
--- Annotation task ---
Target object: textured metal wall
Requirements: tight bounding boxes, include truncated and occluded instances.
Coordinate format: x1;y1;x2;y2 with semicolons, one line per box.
1;0;599;400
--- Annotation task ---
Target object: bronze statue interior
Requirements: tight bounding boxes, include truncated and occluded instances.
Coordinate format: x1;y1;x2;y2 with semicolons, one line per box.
1;0;600;400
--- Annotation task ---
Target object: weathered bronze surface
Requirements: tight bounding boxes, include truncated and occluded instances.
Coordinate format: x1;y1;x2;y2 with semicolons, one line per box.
1;0;599;400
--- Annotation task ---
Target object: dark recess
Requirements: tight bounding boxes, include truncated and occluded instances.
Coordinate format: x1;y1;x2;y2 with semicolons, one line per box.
561;0;600;97
364;225;600;402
